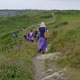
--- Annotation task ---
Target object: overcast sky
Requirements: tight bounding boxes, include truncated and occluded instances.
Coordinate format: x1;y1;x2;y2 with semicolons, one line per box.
0;0;80;10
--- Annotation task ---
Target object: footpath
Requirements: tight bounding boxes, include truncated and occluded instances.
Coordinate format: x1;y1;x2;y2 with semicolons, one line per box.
33;45;67;80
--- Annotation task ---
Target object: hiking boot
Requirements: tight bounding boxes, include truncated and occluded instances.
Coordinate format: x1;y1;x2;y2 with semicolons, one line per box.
42;51;45;54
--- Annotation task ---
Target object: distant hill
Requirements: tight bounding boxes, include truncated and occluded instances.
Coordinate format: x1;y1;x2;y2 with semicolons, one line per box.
0;9;44;17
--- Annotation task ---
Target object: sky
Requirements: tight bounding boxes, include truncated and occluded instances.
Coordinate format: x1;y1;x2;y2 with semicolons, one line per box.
0;0;80;10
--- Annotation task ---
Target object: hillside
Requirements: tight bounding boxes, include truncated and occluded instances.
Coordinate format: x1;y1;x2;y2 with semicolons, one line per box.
48;10;80;80
0;10;80;80
0;11;54;53
0;9;44;17
0;11;54;80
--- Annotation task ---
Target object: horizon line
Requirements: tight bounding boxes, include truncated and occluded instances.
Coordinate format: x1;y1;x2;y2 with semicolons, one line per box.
0;8;80;11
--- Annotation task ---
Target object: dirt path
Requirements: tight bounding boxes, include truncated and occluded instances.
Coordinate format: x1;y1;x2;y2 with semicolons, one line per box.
33;54;47;80
33;52;67;80
33;13;66;80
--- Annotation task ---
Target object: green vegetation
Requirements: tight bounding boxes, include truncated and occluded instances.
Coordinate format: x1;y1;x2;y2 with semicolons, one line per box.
0;41;37;80
0;11;54;80
49;10;80;80
0;10;80;80
0;11;53;53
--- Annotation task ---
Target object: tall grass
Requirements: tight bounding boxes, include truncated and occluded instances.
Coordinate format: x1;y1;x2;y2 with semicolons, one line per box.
0;40;38;80
0;11;53;53
49;13;80;67
0;11;54;80
48;11;80;80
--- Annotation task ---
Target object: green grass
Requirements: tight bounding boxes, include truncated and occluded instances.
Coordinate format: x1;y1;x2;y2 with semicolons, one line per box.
0;11;53;53
0;37;38;80
0;26;37;80
0;11;53;37
0;27;38;80
48;11;80;80
1;10;80;80
0;11;54;80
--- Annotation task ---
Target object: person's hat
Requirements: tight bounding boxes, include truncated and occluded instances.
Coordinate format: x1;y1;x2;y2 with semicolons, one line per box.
40;22;46;27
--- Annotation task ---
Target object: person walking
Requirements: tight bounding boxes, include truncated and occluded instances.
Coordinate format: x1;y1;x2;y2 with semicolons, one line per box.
13;32;18;38
23;33;27;41
38;22;49;54
34;28;40;41
28;29;34;42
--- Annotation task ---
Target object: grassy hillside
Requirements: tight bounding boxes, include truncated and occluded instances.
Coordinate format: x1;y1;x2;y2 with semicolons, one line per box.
0;11;52;37
0;41;37;80
0;9;44;17
48;10;80;80
0;11;54;80
0;10;80;80
0;11;53;53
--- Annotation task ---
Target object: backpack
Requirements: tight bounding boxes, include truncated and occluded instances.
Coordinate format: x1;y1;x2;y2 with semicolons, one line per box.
44;28;49;39
29;32;33;37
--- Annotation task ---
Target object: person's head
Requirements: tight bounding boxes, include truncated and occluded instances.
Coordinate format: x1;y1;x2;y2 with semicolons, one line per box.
40;22;46;27
30;29;33;32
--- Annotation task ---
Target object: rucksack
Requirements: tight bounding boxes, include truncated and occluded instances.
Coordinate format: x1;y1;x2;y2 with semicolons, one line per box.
29;32;33;37
44;28;49;39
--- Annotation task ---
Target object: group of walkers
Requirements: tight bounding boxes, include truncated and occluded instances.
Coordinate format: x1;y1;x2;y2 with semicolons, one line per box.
24;22;49;54
14;22;49;54
24;29;40;42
